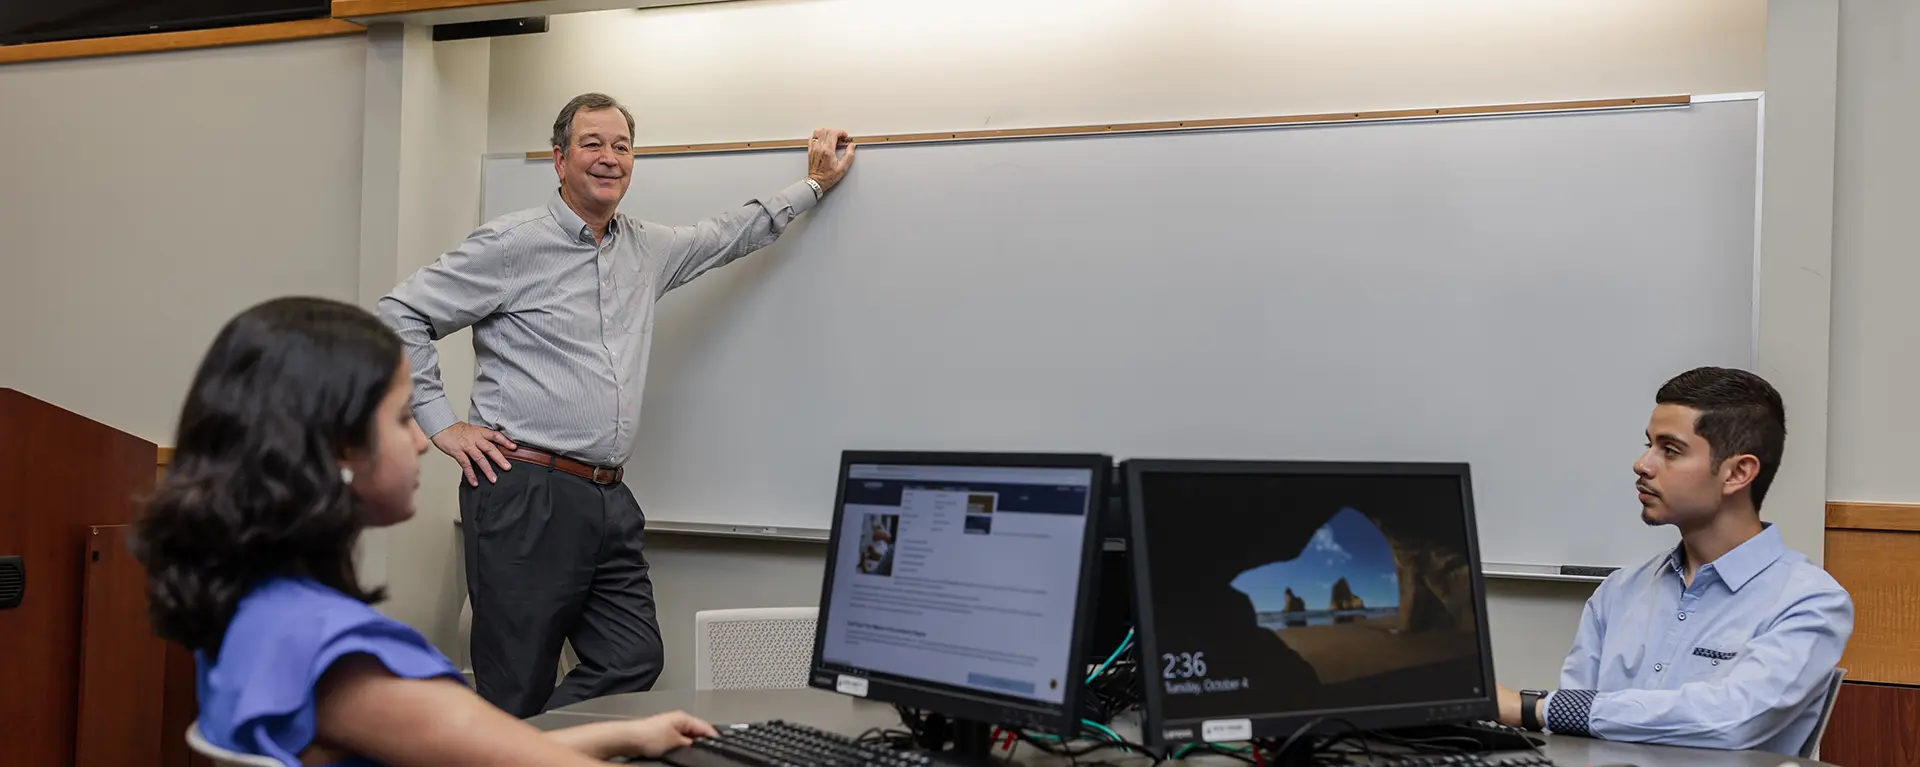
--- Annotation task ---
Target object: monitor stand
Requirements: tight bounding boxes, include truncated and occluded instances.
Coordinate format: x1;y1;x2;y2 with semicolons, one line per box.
1260;736;1327;767
911;713;997;764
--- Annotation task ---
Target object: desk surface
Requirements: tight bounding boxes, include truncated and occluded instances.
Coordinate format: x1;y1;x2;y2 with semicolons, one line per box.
529;688;1827;767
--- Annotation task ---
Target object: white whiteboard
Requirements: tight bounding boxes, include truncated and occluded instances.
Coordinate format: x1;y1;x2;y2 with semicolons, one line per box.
481;97;1759;569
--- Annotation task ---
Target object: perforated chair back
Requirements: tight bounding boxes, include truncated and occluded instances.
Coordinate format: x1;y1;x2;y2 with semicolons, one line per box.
693;606;819;691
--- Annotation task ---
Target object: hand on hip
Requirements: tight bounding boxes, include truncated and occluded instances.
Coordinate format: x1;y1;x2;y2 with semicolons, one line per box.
431;422;518;486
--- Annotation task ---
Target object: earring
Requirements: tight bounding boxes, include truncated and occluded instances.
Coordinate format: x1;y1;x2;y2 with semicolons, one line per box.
341;466;355;485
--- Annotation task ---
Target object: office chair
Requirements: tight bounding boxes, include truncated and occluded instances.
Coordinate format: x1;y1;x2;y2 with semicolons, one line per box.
693;607;819;691
1801;666;1848;759
186;721;284;767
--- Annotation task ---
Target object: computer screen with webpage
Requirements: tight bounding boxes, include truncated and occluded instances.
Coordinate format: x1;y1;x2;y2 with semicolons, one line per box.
819;459;1098;707
1129;461;1494;742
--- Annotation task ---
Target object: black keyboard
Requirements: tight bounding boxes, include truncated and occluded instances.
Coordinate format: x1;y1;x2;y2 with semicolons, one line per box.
652;719;1563;766
659;720;926;767
1368;756;1558;767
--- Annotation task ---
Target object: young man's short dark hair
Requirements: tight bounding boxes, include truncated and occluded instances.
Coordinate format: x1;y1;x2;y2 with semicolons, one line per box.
1654;366;1787;510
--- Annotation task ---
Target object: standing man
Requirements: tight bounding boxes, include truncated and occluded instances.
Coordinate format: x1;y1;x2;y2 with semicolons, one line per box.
378;93;855;717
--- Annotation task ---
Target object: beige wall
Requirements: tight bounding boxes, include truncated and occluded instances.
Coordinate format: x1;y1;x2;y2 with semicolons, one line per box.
355;24;495;656
0;36;368;444
489;0;1764;151
1828;0;1920;503
477;0;1777;692
1757;0;1839;561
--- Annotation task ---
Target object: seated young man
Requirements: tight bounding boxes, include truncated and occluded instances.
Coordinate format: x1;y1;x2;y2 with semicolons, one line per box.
1496;366;1853;754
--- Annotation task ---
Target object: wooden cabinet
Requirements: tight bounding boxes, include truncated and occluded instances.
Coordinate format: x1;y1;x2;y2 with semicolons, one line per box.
0;390;157;767
75;526;168;767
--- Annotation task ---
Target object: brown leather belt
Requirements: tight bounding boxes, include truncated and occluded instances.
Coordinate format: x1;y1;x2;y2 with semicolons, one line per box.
501;446;624;485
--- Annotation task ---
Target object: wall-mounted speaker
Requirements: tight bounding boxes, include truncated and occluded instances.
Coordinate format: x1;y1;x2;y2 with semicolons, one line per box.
433;16;548;42
0;555;24;610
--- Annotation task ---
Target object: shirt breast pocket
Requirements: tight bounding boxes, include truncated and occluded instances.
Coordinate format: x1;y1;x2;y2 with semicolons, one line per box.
1687;640;1746;680
612;257;651;332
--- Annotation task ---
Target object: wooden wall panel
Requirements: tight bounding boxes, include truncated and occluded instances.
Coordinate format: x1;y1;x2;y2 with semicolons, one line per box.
1828;502;1920;533
1820;681;1920;767
1826;503;1920;686
1822;503;1920;765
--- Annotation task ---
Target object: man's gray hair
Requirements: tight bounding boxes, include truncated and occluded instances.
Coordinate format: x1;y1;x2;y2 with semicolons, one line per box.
551;93;636;153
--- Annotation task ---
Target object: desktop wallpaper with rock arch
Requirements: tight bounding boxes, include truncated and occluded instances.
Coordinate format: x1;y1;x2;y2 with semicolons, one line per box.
1137;470;1487;720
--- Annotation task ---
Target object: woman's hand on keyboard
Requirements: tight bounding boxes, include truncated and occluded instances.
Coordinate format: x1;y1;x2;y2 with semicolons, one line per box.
617;711;722;759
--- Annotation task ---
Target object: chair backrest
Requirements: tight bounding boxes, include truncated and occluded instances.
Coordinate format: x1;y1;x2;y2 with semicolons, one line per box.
1801;666;1848;759
693;607;819;691
186;721;286;767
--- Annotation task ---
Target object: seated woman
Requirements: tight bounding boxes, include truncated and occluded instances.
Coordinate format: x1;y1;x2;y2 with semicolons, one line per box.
134;296;715;766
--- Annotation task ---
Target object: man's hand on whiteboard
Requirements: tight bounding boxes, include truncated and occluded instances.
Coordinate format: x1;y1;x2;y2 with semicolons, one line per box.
806;127;856;194
431;421;518;486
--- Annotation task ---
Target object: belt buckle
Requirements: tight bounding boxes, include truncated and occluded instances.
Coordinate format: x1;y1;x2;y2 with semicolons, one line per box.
592;465;616;484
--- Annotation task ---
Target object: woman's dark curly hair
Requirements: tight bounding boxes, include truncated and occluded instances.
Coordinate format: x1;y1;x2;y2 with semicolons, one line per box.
133;296;402;656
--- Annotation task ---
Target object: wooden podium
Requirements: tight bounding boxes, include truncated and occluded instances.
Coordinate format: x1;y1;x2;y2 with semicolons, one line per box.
0;389;172;766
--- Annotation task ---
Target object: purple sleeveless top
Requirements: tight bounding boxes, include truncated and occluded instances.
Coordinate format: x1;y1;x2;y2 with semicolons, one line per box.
195;576;465;766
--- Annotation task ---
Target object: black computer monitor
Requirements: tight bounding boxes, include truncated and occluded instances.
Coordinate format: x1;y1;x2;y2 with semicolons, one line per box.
1125;460;1497;748
809;450;1111;749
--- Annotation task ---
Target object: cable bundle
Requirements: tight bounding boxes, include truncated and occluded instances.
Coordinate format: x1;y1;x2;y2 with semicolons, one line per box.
1084;627;1145;724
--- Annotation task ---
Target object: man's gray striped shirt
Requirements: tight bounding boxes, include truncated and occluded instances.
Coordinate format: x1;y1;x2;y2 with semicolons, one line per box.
378;181;817;467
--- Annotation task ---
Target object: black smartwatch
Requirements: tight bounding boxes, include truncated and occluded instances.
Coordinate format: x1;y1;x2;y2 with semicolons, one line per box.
1519;689;1548;732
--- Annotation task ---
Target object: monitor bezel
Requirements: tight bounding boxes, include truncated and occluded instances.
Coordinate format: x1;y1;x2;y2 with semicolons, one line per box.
809;449;1112;737
1124;458;1499;747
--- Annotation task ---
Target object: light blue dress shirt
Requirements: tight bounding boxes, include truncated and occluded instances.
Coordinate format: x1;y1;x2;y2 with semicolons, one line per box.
1543;524;1853;754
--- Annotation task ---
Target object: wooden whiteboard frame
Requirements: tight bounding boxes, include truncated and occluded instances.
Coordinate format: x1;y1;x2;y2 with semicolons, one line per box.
523;95;1691;160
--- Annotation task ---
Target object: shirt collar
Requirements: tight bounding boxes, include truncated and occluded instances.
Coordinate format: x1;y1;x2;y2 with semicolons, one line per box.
1664;523;1786;592
547;189;618;244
